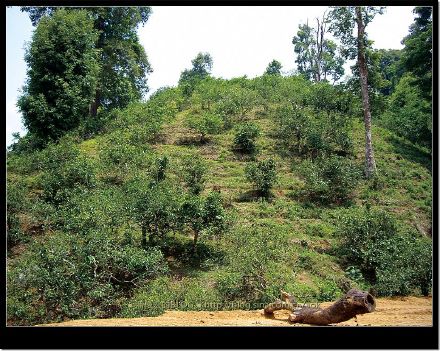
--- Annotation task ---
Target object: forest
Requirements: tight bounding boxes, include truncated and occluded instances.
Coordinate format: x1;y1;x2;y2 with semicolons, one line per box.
6;6;432;326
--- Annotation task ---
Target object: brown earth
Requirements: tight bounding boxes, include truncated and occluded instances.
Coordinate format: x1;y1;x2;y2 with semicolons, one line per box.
40;296;432;327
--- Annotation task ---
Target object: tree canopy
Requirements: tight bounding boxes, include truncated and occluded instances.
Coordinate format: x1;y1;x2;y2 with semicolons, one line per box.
17;9;100;143
21;7;153;114
292;12;344;83
400;6;432;99
265;60;282;75
178;52;213;96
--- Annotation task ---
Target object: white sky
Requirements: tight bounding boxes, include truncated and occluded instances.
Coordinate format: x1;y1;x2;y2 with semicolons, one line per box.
6;6;415;146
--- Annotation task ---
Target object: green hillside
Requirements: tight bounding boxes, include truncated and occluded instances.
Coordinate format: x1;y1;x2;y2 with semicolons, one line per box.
6;76;432;325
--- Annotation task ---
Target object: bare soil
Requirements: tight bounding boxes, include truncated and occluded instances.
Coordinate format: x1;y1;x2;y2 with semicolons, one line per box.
40;296;432;327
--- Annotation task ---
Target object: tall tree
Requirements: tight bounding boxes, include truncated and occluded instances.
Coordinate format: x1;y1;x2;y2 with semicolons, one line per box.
375;49;403;96
381;7;432;149
17;9;100;143
292;11;344;83
178;52;213;97
400;6;432;99
21;7;153;116
265;59;282;75
329;6;384;178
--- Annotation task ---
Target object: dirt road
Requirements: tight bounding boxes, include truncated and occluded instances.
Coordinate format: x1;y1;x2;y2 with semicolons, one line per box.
40;296;432;327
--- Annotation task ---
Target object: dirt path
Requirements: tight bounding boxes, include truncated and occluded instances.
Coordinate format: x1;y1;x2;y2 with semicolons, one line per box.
40;296;432;327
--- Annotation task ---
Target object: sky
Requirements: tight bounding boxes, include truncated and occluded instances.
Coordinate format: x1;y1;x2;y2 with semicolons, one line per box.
6;6;415;147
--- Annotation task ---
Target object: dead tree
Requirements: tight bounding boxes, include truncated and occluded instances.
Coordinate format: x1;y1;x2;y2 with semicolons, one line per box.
264;289;376;326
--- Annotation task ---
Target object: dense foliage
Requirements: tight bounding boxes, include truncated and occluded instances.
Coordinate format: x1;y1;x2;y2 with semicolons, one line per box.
337;208;432;296
245;158;277;198
17;10;100;144
233;122;260;154
298;156;361;205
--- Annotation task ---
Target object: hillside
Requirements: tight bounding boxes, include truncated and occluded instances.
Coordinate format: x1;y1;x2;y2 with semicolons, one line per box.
6;76;432;326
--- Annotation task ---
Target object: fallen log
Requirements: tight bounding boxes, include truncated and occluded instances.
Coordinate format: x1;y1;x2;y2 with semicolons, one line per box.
264;288;375;326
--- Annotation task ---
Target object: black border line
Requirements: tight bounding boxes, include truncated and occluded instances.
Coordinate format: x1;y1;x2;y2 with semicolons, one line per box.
2;0;438;348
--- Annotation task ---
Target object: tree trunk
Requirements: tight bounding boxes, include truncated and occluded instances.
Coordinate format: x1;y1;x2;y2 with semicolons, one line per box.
356;6;377;178
89;92;100;117
141;225;147;248
264;289;376;326
90;15;105;118
193;230;199;254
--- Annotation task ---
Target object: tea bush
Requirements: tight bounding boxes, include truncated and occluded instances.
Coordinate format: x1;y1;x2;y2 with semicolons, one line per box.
60;187;128;235
275;104;353;158
41;150;97;206
6;179;29;248
298;156;361;205
215;224;291;305
180;191;226;252
180;154;207;195
245;158;277;198
186;111;223;143
7;230;169;325
337;207;432;296
233;122;260;154
126;178;183;247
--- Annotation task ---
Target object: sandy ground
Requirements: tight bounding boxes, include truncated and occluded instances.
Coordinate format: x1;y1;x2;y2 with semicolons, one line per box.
40;296;432;327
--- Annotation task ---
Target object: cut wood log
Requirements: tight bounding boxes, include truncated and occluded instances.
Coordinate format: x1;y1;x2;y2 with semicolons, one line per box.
264;288;375;326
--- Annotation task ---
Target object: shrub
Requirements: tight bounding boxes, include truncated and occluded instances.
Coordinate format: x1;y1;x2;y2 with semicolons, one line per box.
275;104;310;154
250;74;282;113
99;130;150;179
202;191;226;234
37;138;96;205
191;77;227;111
245;158;277;198
126;178;182;247
215;224;290;304
233;123;260;154
37;136;81;171
214;84;260;123
150;155;169;183
60;187;127;236
306;81;356;117
275;103;353;158
180;191;226;253
107;102;164;139
7;132;47;154
180;154;207;195
42;155;97;205
299;156;361;205
7;179;29;248
146;86;183;121
119;277;174;317
186;111;223;143
7;230;169;325
337;207;432;296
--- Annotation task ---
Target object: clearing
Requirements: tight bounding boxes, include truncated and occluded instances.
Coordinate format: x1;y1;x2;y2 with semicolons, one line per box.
40;296;431;327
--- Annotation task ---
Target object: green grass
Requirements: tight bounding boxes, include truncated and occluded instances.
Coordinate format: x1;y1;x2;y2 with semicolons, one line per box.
8;98;432;324
148;110;432;299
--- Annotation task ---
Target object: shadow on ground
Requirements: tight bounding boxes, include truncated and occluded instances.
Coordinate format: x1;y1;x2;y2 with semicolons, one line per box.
387;135;431;173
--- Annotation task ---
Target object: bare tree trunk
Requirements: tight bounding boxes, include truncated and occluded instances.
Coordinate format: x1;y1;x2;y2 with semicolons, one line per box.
264;289;376;326
356;6;377;178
